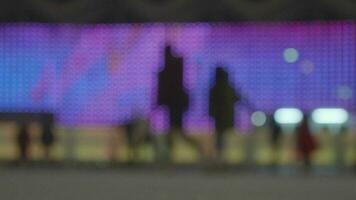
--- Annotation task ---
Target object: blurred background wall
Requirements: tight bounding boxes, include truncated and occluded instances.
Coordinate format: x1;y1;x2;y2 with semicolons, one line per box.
0;0;355;166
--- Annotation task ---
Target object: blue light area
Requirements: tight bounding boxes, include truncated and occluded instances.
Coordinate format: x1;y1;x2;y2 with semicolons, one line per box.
0;22;355;129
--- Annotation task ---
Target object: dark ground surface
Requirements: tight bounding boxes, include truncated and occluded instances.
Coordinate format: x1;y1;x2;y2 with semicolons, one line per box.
0;166;355;200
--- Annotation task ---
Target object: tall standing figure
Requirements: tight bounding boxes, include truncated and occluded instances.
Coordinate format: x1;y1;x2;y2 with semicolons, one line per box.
40;114;56;161
16;122;31;161
297;115;317;173
269;115;282;166
209;67;240;159
157;45;196;160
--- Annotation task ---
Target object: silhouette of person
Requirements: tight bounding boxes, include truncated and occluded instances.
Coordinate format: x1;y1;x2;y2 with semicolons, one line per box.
123;115;152;163
335;125;347;168
16;122;31;161
157;45;197;161
209;67;240;158
297;115;317;173
269;115;282;166
41;121;55;161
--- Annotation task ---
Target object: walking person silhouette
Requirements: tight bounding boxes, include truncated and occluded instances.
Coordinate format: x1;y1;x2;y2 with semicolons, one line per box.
209;67;240;160
157;45;198;162
16;121;31;162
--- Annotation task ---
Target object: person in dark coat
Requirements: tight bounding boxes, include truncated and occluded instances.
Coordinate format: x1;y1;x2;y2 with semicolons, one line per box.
41;122;55;161
297;115;317;172
157;45;198;161
269;115;282;166
158;46;189;129
16;122;31;161
209;67;240;158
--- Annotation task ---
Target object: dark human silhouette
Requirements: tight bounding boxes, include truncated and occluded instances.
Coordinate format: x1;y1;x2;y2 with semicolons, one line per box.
209;67;240;158
16;122;31;161
269;115;282;166
297;115;318;173
157;45;197;161
158;46;188;128
123;115;152;163
41;122;55;161
335;125;347;168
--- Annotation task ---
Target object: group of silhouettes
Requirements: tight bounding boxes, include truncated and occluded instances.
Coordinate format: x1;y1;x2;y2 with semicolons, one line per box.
269;115;318;171
13;45;320;170
155;45;244;162
16;120;55;162
146;45;318;168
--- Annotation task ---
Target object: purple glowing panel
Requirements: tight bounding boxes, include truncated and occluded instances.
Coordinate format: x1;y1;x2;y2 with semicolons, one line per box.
0;22;355;131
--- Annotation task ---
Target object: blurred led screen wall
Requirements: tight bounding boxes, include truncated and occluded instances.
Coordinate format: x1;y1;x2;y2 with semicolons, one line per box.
0;22;355;131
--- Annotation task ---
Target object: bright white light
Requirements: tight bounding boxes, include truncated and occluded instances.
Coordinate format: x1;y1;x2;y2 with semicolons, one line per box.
251;111;267;127
274;108;303;124
312;108;349;124
283;48;299;63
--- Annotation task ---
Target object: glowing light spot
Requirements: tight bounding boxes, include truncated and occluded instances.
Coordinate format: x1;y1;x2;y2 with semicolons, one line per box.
299;59;314;75
312;108;349;124
251;111;267;127
283;48;299;63
274;108;303;124
337;85;353;100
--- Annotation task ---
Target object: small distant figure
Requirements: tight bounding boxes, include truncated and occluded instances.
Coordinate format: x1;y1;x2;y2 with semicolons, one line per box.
209;67;240;159
124;115;152;163
16;122;31;161
335;126;348;168
297;115;318;173
41;122;55;161
269;115;282;166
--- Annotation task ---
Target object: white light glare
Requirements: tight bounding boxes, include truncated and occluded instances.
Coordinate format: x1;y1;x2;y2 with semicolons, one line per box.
251;111;267;127
312;108;349;124
283;48;299;63
274;108;303;124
